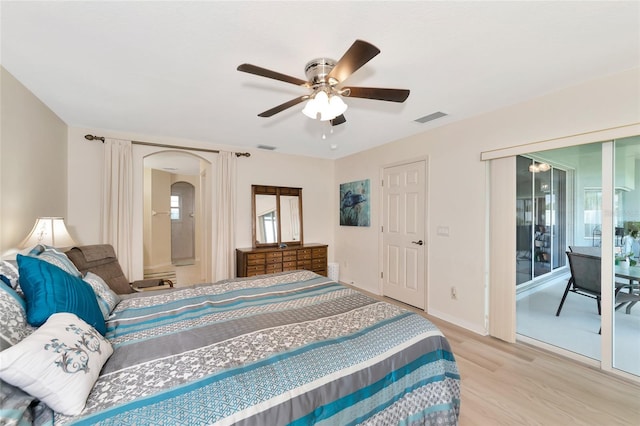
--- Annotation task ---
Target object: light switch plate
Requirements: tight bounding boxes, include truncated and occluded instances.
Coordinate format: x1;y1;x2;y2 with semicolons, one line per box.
437;226;450;237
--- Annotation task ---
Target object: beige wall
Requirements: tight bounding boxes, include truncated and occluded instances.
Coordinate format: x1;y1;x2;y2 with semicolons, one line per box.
334;68;640;334
0;67;68;257
147;169;172;269
4;64;638;337
67;126;336;281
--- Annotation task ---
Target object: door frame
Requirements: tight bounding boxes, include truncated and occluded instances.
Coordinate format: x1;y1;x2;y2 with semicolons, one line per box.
136;148;213;282
378;156;429;310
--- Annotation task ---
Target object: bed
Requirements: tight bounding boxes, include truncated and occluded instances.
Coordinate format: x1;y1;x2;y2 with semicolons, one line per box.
1;261;460;425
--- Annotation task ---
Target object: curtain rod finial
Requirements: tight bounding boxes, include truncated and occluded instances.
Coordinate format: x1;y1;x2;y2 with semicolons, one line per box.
84;134;105;142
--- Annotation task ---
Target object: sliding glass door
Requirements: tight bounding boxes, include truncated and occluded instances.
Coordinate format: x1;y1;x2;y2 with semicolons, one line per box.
613;136;640;377
516;144;603;362
516;140;640;378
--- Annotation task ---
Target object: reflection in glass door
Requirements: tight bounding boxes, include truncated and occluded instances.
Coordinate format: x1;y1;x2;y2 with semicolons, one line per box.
516;156;567;285
613;136;640;377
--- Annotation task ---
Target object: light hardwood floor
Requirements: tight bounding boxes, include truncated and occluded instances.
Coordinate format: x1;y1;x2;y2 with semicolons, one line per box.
345;284;640;426
374;294;640;425
429;315;639;425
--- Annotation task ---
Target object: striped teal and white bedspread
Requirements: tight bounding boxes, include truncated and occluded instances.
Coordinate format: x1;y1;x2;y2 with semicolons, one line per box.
59;271;460;425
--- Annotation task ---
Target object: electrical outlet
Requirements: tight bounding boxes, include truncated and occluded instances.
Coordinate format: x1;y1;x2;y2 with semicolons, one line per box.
450;286;457;300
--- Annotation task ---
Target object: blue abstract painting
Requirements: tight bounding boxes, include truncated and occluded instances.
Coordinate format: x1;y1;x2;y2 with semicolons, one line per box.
340;179;370;227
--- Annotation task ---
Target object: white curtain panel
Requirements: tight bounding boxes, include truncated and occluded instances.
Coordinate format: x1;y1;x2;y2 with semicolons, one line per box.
213;151;236;280
102;139;133;280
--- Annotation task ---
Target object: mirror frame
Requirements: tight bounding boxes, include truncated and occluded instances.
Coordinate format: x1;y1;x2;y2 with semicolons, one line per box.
252;185;303;248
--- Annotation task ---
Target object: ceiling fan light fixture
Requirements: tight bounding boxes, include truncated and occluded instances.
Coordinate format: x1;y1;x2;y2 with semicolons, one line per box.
302;90;347;121
529;162;551;173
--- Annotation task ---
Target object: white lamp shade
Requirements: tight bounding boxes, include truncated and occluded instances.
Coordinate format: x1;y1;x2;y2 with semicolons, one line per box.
328;95;347;117
302;97;320;119
314;90;329;105
19;217;77;249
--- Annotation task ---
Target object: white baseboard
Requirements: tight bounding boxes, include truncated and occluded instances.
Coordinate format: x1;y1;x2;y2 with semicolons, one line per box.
427;308;489;336
144;262;174;272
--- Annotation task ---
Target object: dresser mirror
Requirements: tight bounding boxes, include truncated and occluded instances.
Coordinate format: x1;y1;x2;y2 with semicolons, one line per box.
252;185;303;248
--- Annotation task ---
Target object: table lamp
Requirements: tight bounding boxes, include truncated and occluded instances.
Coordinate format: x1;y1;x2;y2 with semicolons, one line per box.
19;217;77;249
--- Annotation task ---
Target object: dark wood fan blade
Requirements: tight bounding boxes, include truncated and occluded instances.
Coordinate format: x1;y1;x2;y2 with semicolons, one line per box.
257;96;309;117
344;86;410;102
330;114;346;126
326;40;380;84
237;64;309;87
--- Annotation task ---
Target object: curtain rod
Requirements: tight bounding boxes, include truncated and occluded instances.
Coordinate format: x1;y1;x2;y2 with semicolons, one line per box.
84;134;251;157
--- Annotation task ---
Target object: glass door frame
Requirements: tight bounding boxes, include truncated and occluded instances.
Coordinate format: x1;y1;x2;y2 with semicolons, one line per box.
483;124;640;383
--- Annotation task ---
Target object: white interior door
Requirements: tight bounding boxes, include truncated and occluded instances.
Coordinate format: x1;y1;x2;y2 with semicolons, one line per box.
382;160;426;309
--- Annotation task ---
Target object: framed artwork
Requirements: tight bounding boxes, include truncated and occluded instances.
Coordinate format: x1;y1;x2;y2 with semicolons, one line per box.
340;179;370;227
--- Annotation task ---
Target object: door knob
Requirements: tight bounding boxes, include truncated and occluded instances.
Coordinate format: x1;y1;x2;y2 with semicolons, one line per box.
411;240;424;245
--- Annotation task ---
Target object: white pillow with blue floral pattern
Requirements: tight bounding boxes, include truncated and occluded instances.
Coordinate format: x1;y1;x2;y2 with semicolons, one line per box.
0;312;113;416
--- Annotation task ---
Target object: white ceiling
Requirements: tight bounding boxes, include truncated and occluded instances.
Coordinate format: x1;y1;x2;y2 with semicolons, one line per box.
2;1;639;160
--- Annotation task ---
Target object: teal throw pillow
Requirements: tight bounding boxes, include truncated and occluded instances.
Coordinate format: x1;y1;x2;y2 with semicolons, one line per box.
16;254;106;335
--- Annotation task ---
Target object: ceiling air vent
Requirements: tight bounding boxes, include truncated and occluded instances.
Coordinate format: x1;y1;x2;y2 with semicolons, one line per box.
257;144;277;151
414;111;447;124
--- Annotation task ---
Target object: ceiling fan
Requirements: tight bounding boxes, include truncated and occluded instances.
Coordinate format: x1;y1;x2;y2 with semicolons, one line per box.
237;39;410;126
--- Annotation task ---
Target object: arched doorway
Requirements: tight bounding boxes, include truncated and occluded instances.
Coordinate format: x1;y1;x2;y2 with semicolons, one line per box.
143;150;210;286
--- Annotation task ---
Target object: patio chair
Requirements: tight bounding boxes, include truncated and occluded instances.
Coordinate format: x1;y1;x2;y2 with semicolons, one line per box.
556;251;602;317
568;246;601;256
557;252;638;332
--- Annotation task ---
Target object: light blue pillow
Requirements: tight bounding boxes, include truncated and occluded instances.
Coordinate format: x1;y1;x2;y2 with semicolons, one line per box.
0;380;53;425
0;260;20;290
27;244;82;278
0;282;34;350
16;254;106;335
83;272;121;319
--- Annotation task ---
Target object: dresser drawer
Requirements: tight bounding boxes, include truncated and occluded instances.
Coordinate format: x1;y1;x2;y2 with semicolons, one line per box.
312;247;327;258
282;252;297;262
297;260;312;269
266;251;283;262
312;258;326;268
314;268;327;277
247;265;266;275
297;249;312;260
266;263;283;273
247;253;266;265
282;260;297;269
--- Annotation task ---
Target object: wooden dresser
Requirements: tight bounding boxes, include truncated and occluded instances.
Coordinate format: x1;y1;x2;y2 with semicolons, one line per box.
236;244;328;278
